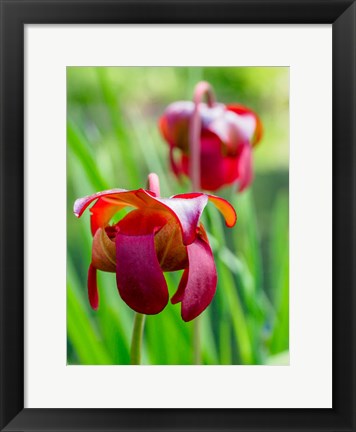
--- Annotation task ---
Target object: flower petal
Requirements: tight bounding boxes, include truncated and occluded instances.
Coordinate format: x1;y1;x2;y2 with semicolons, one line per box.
91;228;116;272
118;208;187;271
181;151;229;192
88;264;99;310
75;188;219;247
180;130;241;191
115;231;169;315
169;144;184;178
73;188;128;217
199;131;233;190
172;192;237;228
177;236;217;322
207;195;237;227
90;198;127;236
159;101;193;152
221;156;240;185
154;222;188;272
74;188;166;236
207;111;251;153
74;188;160;218
158;115;171;143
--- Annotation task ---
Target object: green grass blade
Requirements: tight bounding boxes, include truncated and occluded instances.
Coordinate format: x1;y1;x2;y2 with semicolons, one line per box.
269;193;289;354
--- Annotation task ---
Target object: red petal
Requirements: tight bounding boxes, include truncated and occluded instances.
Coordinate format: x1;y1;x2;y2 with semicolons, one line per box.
88;264;99;310
194;127;251;194
74;188;164;236
169;144;184;178
91;228;116;272
159;194;209;245
221;156;240;184
158;101;193;152
178;236;217;322
180;131;233;191
74;188;160;219
115;231;169;315
158;115;170;143
117;208;168;235
90;198;127;236
204;109;254;158
73;188;128;217
118;208;188;272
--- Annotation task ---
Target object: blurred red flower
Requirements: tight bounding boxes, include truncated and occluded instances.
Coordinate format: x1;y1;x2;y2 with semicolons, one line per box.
159;96;262;192
74;186;236;321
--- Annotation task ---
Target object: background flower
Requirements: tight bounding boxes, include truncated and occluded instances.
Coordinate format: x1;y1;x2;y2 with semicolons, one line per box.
159;99;262;191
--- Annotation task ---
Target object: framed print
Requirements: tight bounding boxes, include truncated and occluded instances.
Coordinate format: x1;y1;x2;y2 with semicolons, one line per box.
0;1;355;431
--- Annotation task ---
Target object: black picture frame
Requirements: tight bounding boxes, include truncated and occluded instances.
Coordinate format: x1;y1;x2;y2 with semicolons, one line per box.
1;1;355;431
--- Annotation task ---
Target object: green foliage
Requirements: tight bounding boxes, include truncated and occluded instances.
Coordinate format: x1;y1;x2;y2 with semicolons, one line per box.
67;66;289;365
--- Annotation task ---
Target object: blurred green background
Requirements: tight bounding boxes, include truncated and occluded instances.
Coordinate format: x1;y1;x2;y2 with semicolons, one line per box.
67;67;289;365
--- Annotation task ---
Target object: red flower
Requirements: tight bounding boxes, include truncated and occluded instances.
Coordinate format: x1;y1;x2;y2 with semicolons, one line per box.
74;186;236;321
159;99;262;192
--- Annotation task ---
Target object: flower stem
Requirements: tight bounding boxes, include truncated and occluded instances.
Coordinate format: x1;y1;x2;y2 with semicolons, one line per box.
189;82;216;365
130;312;146;365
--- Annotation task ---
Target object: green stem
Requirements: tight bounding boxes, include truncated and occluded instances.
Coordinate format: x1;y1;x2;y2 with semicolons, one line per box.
130;313;146;365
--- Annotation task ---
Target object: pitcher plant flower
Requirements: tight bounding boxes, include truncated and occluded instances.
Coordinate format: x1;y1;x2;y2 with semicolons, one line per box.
74;174;236;322
159;81;263;192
